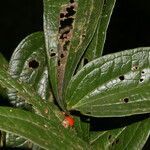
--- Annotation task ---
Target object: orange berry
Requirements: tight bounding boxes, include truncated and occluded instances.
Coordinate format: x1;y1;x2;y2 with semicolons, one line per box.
62;116;74;128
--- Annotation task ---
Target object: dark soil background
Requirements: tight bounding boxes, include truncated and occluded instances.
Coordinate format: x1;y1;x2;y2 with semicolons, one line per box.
0;0;150;59
0;0;149;149
0;0;43;59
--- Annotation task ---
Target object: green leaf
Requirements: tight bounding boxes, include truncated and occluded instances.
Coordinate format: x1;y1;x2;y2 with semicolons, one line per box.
76;0;116;76
7;31;61;149
43;0;104;110
66;47;150;117
90;116;150;150
63;0;104;102
95;0;116;56
62;0;106;140
0;53;8;68
0;64;72;148
72;0;116;139
5;133;32;148
0;53;8;99
0;107;88;150
83;0;116;61
74;115;90;142
43;0;70;110
0;131;5;147
6;31;61;121
2;32;68;149
0;64;60;122
8;32;50;106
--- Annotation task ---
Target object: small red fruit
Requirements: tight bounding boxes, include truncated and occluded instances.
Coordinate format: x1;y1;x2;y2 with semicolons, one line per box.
62;115;75;128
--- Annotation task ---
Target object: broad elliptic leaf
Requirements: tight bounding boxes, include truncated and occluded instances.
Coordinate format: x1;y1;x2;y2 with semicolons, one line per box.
0;61;74;149
0;64;62;148
66;47;150;117
8;32;51;107
43;0;104;111
7;32;61;148
90;116;150;150
7;31;62;121
63;0;104;103
71;0;117;140
0;65;60;122
76;0;116;77
0;107;88;150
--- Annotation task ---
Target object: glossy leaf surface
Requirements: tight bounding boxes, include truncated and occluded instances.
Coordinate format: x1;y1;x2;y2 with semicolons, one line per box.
7;32;58;149
7;30;61;123
8;32;50;107
0;65;60;122
74;115;90;142
72;0;117;141
83;0;116;61
0;107;88;150
44;0;104;110
90;116;150;150
0;53;8;99
66;48;150;117
63;0;104;101
5;133;32;148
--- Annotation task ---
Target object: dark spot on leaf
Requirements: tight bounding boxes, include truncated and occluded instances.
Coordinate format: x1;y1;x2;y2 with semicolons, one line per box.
140;78;144;82
83;58;89;65
134;66;138;69
66;6;76;17
108;135;112;140
57;2;77;96
82;34;86;38
116;139;119;144
50;53;56;57
60;30;70;39
59;2;76;52
60;18;74;29
104;0;107;4
123;98;129;103
58;59;61;66
70;0;74;3
111;139;119;146
132;65;139;71
60;53;65;58
63;41;70;50
60;13;65;18
119;75;125;81
29;60;39;69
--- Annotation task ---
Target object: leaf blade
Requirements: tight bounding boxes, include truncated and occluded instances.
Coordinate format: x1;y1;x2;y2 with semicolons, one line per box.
0;64;60;122
0;107;88;150
63;0;104;100
83;0;116;61
0;53;8;100
43;0;104;110
8;32;50;105
43;0;70;110
7;31;63;148
66;47;150;117
90;117;150;150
